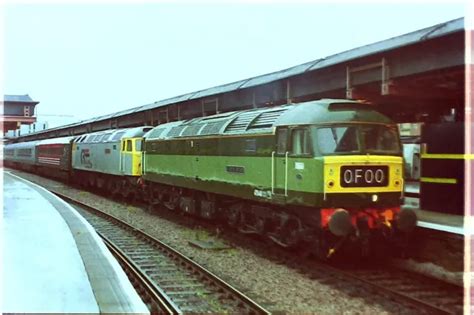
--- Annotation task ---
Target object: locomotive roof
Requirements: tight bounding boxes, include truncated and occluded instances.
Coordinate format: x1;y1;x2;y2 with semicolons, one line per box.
274;99;392;126
75;126;153;143
145;99;393;140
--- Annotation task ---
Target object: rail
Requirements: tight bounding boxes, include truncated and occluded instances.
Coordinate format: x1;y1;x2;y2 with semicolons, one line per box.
54;191;270;314
325;264;463;315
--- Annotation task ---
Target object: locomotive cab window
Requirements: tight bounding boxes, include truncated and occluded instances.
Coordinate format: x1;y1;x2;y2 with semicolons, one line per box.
126;140;132;152
290;128;311;156
361;125;400;153
135;139;143;151
315;126;359;154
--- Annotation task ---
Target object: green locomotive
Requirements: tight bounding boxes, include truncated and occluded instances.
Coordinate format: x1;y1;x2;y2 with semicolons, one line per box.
142;99;416;258
143;99;416;257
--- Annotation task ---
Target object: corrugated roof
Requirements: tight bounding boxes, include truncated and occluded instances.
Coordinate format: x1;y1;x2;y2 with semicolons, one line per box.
4;94;39;103
18;17;464;138
141;17;464;109
305;18;463;72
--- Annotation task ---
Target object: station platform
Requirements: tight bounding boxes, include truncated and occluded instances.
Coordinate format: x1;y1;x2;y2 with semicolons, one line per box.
403;181;469;236
1;171;149;313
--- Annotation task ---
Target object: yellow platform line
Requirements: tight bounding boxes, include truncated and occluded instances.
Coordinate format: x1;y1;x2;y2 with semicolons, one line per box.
421;153;474;160
420;177;458;184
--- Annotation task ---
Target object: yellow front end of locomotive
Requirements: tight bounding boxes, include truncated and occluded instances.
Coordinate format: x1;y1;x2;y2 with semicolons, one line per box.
323;155;403;194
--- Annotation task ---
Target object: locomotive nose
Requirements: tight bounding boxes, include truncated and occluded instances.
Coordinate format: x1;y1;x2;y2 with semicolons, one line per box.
396;208;417;232
328;209;353;236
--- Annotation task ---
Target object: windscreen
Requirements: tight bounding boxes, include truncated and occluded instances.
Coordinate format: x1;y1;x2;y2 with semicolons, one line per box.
313;124;400;155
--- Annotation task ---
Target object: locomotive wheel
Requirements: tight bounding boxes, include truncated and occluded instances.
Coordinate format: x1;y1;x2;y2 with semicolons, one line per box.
105;180;113;196
164;189;180;211
277;220;301;248
360;237;370;258
313;232;331;261
147;189;161;212
254;217;266;235
267;219;301;248
226;205;242;228
147;186;161;208
110;181;121;197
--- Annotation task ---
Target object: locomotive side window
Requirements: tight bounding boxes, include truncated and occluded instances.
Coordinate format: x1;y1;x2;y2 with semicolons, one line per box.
276;128;288;154
291;128;310;156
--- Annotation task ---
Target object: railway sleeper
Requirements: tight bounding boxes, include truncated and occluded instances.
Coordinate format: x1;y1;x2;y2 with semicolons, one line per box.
160;283;206;290
165;290;212;296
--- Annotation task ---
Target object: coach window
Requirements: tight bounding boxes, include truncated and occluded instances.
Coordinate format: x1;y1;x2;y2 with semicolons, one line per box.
276;128;288;155
291;128;311;156
126;140;133;152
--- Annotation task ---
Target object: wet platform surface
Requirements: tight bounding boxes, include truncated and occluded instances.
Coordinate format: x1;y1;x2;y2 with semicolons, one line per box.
2;171;149;313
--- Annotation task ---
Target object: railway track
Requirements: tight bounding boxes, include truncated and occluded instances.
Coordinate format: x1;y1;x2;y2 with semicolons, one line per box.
100;236;178;313
327;264;464;314
228;231;464;315
14;169;463;314
149;197;464;314
54;191;270;314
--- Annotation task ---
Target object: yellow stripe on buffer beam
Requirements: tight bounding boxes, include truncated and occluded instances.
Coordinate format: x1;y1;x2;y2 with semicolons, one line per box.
420;177;458;184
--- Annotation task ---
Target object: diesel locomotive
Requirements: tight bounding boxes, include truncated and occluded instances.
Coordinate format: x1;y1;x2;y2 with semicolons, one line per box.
3;99;417;259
